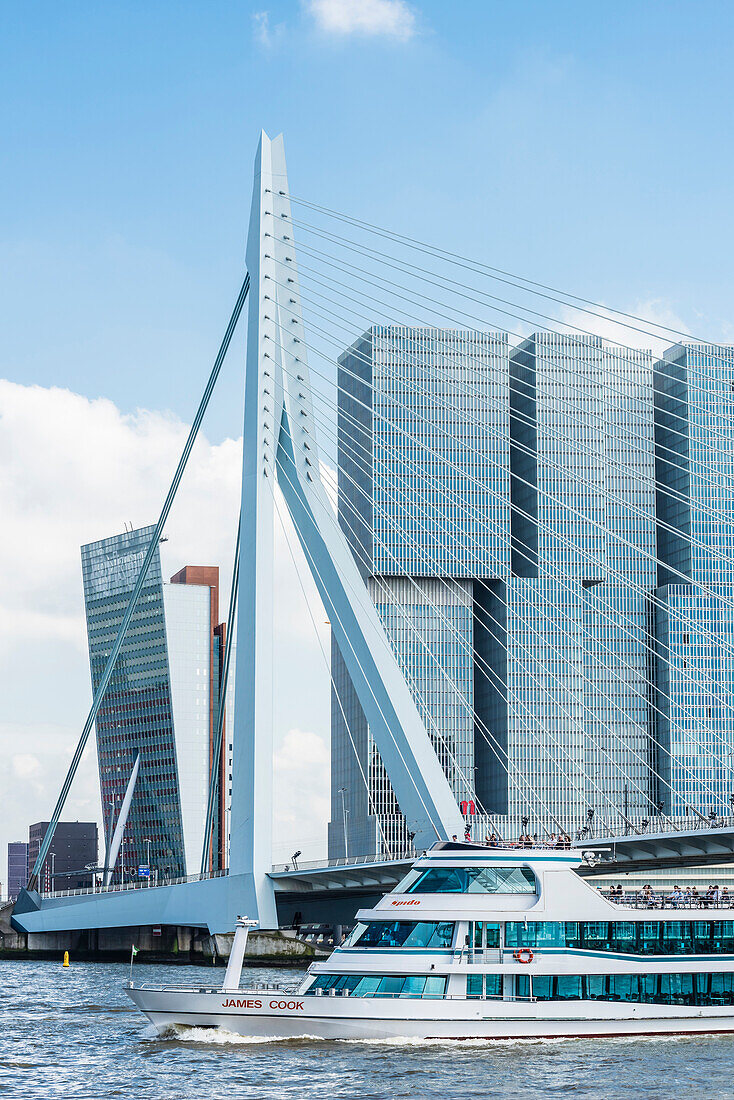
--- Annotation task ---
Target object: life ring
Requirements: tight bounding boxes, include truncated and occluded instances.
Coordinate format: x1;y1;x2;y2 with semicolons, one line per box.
513;948;534;964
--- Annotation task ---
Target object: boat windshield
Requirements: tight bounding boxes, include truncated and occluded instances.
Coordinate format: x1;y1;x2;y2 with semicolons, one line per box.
349;921;455;948
406;866;536;894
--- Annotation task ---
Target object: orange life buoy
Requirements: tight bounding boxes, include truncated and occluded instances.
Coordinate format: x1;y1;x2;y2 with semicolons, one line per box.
513;947;534;964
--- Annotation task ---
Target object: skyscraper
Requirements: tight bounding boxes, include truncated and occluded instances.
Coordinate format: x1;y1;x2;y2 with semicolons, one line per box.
653;343;734;817
330;324;734;851
488;334;657;832
7;841;28;899
330;325;510;857
81;527;231;880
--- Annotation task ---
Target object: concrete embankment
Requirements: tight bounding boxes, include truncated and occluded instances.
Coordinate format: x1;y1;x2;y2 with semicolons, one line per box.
0;901;327;965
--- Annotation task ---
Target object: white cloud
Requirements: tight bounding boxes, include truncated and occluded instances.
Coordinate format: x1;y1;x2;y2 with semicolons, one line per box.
306;0;417;40
273;728;330;862
0;380;332;865
558;298;691;356
252;10;287;48
12;753;42;786
253;10;271;46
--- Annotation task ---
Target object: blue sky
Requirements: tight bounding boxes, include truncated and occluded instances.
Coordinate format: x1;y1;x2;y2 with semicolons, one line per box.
1;0;733;862
2;0;733;441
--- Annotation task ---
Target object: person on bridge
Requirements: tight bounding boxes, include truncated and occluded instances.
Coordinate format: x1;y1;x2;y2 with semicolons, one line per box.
668;885;684;907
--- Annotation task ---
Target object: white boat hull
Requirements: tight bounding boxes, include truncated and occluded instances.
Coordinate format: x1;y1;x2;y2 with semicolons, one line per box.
126;986;734;1041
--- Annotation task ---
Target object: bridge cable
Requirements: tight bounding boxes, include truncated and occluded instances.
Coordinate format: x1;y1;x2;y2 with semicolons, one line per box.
199;510;241;876
27;273;250;892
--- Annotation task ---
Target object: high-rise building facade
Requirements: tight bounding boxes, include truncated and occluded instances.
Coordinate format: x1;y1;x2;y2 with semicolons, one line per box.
653;343;734;817
330;325;510;857
81;528;231;880
330;325;734;853
7;841;28;899
28;822;97;892
489;335;657;834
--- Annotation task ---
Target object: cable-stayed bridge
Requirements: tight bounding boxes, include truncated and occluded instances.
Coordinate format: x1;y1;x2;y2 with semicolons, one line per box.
12;132;734;937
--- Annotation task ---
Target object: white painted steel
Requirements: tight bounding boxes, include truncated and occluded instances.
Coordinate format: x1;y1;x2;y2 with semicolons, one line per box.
103;753;140;887
230;130;463;929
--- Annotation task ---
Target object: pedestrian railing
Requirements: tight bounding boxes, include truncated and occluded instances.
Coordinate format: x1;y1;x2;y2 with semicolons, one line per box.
42;867;228;899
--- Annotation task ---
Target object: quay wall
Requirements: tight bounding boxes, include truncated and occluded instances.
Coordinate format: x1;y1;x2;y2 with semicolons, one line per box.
0;903;324;965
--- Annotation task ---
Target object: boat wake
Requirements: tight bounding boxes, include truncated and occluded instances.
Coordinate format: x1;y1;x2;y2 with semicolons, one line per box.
150;1024;706;1049
154;1024;326;1045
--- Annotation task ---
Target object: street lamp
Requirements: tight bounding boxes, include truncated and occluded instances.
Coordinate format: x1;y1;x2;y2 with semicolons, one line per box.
143;838;152;886
338;787;349;860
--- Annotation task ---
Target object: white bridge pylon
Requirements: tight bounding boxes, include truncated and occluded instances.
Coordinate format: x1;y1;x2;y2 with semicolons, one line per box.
230;132;464;924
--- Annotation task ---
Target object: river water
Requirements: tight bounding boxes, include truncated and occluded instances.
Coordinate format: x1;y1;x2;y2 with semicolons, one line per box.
1;958;733;1099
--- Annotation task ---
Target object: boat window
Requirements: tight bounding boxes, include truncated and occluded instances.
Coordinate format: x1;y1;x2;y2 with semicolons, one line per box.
584;975;607;1000
400;976;427;997
516;972;734;1006
466;974;483;999
351;921;455;949
525;975;551;999
424;976;447;997
352;975;380;996
471;922;501;949
342;923;367;947
305;974;448;998
407;866;536;894
392;869;421;893
505;920;734;955
377;976;403;996
466;974;502;999
555;975;583;1000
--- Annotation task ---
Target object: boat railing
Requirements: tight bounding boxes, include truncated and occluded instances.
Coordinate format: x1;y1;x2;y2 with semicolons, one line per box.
601;891;734;910
310;988;538;1001
129;982;540;1002
465;949;503;964
131;981;302;994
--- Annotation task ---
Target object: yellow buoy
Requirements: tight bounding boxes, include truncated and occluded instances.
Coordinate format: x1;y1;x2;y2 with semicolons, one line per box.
63;950;69;967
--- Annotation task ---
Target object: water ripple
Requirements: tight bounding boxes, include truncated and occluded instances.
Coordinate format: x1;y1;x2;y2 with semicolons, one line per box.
2;959;734;1100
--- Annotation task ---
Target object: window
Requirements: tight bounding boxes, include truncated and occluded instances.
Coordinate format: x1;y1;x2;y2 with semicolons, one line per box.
466;974;503;999
505;920;734;955
471;922;501;949
351;921;455;949
306;974;448;998
407;866;536;894
515;972;734;1006
466;974;483;999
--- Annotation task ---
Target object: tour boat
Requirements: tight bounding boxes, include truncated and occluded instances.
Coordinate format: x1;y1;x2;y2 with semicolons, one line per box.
126;842;734;1040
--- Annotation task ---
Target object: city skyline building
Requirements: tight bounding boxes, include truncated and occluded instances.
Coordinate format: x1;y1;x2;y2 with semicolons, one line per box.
330;325;510;857
653;342;734;818
329;324;734;855
81;527;232;882
7;841;28;899
27;822;97;892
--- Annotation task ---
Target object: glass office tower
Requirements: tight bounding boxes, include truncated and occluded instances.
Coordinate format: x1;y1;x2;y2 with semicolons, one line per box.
330;325;734;852
329;325;510;857
653;343;734;817
491;335;657;835
81;528;229;880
